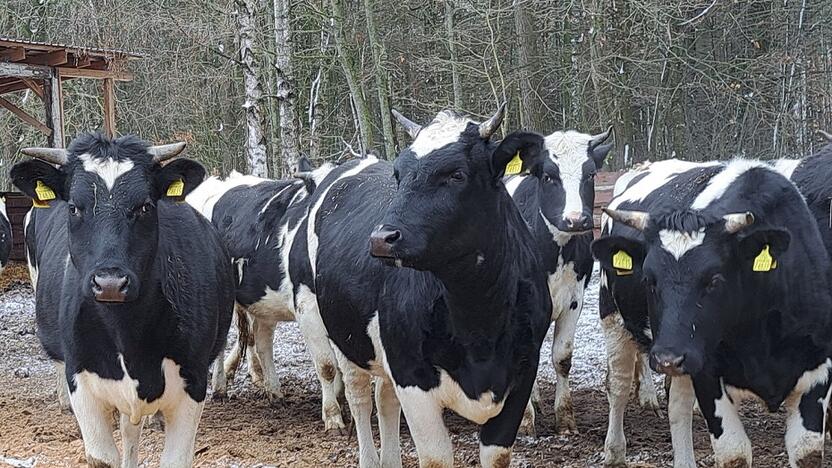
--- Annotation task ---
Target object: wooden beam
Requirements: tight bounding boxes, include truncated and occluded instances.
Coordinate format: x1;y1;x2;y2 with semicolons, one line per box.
57;66;133;81
21;78;43;99
0;47;26;61
102;78;116;137
0;96;52;135
26;50;68;66
0;62;52;79
43;71;64;148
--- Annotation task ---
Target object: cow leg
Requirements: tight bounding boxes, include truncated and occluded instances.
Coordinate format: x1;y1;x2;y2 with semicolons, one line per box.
119;413;143;468
159;397;204;468
295;285;346;432
252;316;284;401
335;349;380;468
635;352;662;417
552;297;580;434
694;377;752;468
375;377;402;468
55;362;72;412
397;386;453;468
479;362;537;468
601;313;638;467
518;398;536;437
70;386;120;467
223;304;249;382
668;376;696;468
784;364;832;467
210;353;227;400
247;316;265;384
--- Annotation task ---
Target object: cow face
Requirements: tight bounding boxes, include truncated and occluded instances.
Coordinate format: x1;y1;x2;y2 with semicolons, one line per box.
538;129;612;234
592;209;790;377
371;106;545;270
11;133;205;303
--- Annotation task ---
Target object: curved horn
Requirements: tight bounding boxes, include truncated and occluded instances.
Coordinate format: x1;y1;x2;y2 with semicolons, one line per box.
603;207;650;232
590;126;613;148
819;130;832;142
149;142;187;163
20;147;69;166
479;102;507;139
391;109;422;139
723;212;755;234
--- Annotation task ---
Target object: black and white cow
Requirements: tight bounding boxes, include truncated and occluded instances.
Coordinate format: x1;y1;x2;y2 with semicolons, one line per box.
499;127;622;433
0;196;11;274
185;162;347;431
302;106;552;467
592;159;832;467
12;133;235;468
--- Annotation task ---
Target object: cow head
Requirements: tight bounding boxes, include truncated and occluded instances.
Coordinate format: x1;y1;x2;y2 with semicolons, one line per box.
592;208;790;376
371;105;544;270
537;128;612;235
11;133;205;303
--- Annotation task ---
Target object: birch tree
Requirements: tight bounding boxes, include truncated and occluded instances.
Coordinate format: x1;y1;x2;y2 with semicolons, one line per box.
236;0;268;177
363;0;396;158
273;0;300;175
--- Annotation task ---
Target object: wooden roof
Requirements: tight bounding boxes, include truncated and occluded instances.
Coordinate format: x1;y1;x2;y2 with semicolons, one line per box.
0;36;143;96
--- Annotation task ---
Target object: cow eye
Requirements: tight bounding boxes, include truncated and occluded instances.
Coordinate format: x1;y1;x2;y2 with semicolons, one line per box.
542;174;551;183
705;274;725;293
585;172;597;181
449;170;465;183
138;202;154;216
68;203;80;217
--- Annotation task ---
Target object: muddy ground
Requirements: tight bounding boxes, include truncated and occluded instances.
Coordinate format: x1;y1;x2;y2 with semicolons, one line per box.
0;263;814;467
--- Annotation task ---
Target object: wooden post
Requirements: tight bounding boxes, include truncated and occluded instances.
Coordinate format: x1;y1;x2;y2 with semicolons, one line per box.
43;69;65;148
103;78;116;138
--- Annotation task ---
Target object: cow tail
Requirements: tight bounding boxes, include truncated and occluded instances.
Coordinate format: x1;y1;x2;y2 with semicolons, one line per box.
235;303;251;365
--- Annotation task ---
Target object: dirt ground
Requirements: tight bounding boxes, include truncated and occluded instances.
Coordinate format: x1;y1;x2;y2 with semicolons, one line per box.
0;263;816;467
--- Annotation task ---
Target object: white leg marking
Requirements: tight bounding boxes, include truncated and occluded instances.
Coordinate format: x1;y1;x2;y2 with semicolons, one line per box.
334;348;379;468
159;397;204;468
480;443;512;468
519;397;536;437
710;382;752;467
69;385;120;467
375;378;403;468
784;359;831;467
210;353;227;400
552;294;581;433
636;352;661;415
668;376;696;468
55;362;72;411
396;385;453;468
119;412;143;468
252;316;283;400
602;313;638;466
295;284;345;431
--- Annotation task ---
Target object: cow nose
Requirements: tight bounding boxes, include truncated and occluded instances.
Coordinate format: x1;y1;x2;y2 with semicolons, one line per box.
92;273;129;303
564;212;591;231
369;226;401;258
650;350;686;376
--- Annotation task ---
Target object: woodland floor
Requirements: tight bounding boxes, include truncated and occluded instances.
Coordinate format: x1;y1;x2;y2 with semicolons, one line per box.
0;263;812;467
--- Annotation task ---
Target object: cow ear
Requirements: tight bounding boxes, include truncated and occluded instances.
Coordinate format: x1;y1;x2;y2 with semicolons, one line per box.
491;131;545;181
591;236;647;274
154;159;206;201
737;228;791;263
10;160;67;202
591;143;613;169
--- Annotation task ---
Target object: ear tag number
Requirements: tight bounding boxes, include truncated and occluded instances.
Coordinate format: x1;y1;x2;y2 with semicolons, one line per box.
612;250;633;276
504;152;523;176
35;180;56;201
166;179;185;197
753;244;777;272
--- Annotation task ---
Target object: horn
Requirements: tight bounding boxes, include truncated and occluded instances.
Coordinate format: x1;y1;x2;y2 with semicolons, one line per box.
479;102;507;139
20;147;69;165
293;171;314;180
603;208;650;232
391;109;422;139
819;130;832;142
723;212;755;234
148;142;187;163
590;126;613;148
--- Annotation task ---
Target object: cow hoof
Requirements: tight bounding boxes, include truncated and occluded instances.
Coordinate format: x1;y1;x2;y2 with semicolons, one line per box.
224;369;237;383
86;456;117;468
719;458;750;468
604;445;626;467
518;420;536;438
796;451;823;468
639;397;663;419
212;390;227;402
554;413;577;435
323;407;346;433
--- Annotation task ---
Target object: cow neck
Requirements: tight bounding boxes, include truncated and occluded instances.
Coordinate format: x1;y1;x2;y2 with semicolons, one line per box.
88;281;168;358
434;197;523;342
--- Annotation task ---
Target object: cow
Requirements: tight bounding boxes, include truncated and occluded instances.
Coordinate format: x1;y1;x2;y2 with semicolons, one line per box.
0;196;10;274
299;105;552;468
592;158;832;467
12;133;235;468
499;126;655;434
185;161;347;431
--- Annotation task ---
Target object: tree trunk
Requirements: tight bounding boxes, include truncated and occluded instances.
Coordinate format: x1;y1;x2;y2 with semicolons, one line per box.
514;0;538;130
273;0;301;176
445;0;462;108
309;18;333;161
363;0;396;159
331;0;375;153
236;0;268;177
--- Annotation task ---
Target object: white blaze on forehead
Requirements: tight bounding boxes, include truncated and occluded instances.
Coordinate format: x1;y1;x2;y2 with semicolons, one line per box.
659;228;706;260
691;159;769;210
545;131;593;218
78;153;135;191
410;111;475;159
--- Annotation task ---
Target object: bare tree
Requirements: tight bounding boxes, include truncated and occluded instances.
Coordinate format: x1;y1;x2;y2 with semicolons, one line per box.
273;0;300;175
236;0;268;177
363;0;395;158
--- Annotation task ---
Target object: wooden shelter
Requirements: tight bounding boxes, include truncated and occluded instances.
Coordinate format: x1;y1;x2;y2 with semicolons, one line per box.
0;37;142;145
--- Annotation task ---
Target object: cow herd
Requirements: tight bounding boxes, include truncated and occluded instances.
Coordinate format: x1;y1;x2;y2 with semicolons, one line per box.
3;106;832;468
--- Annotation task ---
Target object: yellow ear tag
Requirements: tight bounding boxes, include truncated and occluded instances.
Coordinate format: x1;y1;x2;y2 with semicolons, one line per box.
166;179;185;197
612;250;633;276
31;199;50;208
35;180;56;201
753;244;776;272
504;152;523;176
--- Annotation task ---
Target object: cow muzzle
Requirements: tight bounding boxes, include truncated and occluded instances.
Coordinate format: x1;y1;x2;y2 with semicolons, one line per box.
91;269;130;303
560;211;593;233
369;225;401;258
649;348;687;376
